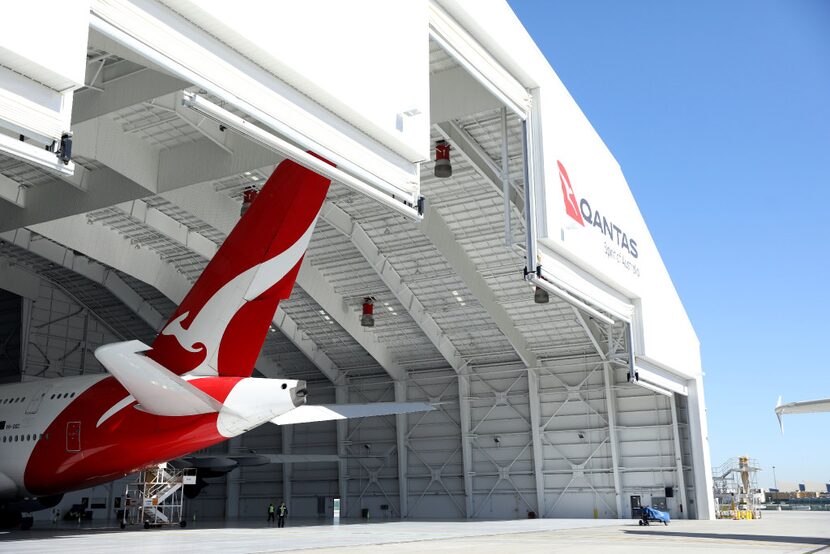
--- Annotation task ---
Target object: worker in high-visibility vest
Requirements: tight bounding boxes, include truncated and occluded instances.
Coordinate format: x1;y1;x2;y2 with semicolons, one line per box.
267;502;276;524
278;501;288;528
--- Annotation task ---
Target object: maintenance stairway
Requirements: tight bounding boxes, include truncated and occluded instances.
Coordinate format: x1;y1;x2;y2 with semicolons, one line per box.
121;464;196;529
712;456;764;519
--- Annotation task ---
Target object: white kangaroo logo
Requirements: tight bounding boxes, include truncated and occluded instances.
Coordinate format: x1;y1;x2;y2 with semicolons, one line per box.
161;221;317;375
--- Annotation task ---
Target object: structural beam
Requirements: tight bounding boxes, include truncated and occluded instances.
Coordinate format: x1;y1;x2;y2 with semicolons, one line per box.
282;425;293;514
457;371;474;518
670;394;689;519
0;174;26;208
335;382;350;518
73;68;189;123
0;168;151;234
434;121;523;213
526;368;546;516
422;205;536;368
395;379;409;518
115;199;218;260
0;227;165;332
320;200;468;374
603;324;624;518
225;436;241;519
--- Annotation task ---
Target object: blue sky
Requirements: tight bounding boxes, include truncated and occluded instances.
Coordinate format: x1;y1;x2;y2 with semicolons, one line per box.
508;0;830;488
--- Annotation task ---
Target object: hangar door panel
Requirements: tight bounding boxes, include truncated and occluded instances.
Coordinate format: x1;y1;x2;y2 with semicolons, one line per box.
0;2;88;169
164;0;430;165
92;0;426;204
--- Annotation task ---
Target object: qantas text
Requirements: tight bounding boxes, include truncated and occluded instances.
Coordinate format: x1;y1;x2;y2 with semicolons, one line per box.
578;198;638;259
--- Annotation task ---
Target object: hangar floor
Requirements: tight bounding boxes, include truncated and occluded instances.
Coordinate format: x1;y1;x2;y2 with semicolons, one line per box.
1;512;828;553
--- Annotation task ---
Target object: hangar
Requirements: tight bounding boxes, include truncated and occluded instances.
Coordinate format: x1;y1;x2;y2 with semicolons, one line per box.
0;0;714;524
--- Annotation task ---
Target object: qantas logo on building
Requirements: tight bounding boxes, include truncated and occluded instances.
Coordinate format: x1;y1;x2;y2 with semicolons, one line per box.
558;160;639;259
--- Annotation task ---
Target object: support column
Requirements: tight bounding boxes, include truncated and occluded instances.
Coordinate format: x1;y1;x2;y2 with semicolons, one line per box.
336;380;349;518
526;367;545;516
457;371;474;518
604;325;624;518
687;377;715;519
20;298;33;376
394;380;408;518
225;436;241;520
670;394;689;519
281;426;293;513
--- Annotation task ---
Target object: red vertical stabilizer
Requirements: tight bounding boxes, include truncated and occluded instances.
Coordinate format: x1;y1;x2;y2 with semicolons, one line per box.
148;159;331;377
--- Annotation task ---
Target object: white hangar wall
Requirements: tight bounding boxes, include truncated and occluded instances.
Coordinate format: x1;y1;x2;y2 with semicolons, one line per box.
0;0;714;522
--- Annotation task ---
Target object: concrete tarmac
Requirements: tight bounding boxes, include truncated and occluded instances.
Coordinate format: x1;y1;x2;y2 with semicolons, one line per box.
1;511;828;553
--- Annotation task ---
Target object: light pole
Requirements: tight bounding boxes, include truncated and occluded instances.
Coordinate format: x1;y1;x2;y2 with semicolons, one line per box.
772;466;778;489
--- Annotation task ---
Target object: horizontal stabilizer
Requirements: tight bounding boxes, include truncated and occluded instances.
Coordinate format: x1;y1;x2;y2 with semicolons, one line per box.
271;402;433;426
95;340;224;417
176;454;341;474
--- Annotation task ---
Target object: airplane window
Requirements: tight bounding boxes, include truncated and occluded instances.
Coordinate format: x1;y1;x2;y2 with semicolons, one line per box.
14;436;18;442
50;394;55;399
1;437;5;443
70;393;75;398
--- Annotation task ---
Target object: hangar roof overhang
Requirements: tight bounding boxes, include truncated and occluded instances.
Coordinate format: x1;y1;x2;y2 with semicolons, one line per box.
0;0;700;393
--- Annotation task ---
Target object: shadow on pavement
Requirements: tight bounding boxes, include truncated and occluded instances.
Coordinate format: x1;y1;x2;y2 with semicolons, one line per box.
625;529;830;547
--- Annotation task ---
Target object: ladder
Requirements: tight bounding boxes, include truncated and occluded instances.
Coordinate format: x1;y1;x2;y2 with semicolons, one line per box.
122;463;196;529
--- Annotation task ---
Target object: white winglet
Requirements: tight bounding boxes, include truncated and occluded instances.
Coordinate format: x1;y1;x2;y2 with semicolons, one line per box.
95;340;224;416
271;402;433;425
776;396;784;434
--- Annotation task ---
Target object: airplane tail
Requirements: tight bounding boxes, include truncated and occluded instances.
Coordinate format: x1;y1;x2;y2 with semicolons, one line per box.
147;159;331;377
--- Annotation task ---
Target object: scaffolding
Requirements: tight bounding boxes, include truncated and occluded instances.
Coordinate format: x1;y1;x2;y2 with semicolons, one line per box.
121;463;196;529
712;456;764;519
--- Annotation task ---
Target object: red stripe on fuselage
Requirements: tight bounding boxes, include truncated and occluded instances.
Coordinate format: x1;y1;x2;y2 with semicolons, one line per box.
24;375;242;496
